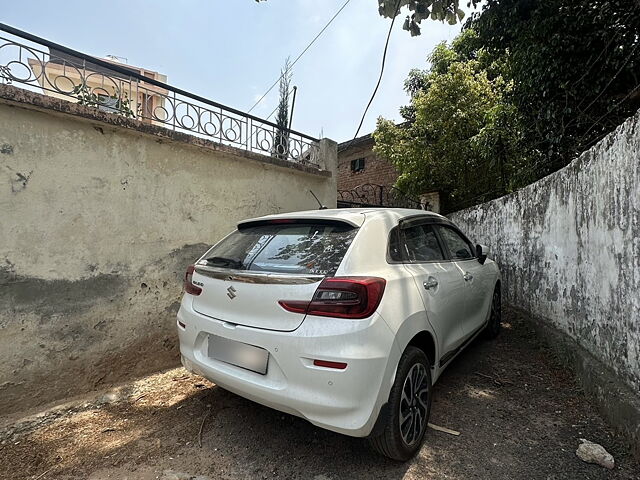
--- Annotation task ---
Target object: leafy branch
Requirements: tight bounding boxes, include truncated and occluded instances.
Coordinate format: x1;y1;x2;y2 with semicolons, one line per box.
72;82;134;118
255;0;478;36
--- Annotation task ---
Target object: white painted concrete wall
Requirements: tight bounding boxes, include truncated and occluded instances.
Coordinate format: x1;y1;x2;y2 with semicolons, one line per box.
0;93;336;413
450;111;640;392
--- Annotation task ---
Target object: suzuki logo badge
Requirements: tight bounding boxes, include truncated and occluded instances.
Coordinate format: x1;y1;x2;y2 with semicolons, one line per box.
227;285;237;299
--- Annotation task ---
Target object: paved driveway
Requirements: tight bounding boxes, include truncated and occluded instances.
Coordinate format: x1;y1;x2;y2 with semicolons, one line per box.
1;308;638;479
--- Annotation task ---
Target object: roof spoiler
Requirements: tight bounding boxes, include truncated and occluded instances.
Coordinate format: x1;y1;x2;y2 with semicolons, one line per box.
238;218;359;230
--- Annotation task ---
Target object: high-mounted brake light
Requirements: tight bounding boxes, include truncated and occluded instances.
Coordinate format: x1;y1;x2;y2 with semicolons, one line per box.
279;276;386;319
184;265;202;296
267;219;296;224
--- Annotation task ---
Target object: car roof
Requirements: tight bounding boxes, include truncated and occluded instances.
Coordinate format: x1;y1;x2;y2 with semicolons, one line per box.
237;208;447;228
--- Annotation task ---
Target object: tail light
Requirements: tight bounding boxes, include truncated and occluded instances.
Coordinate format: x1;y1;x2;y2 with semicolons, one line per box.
184;265;202;296
279;277;386;319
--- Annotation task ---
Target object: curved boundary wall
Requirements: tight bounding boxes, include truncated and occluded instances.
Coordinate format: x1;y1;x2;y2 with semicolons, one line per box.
450;110;640;456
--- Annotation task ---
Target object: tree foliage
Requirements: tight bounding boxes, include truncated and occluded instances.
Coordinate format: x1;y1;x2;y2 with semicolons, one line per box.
72;83;134;118
256;0;477;35
468;0;640;176
378;0;479;35
375;1;640;211
273;58;292;159
374;29;534;211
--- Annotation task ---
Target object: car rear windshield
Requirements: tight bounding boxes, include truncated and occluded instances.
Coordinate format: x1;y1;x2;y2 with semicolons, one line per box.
202;221;358;275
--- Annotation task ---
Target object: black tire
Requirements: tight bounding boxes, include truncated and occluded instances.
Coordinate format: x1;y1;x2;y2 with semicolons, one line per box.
484;285;501;339
368;346;432;461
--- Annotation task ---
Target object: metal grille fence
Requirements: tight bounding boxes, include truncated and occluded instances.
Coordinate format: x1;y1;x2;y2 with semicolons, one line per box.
0;24;320;167
337;184;427;209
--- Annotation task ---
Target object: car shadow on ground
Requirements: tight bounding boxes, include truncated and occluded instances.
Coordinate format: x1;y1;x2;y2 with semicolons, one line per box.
1;308;638;479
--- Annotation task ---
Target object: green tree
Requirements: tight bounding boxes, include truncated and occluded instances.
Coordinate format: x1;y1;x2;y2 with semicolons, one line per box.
373;30;533;211
468;0;640;177
273;58;292;160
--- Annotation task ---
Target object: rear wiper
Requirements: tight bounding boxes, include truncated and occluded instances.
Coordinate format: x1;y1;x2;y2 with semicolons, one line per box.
205;256;244;269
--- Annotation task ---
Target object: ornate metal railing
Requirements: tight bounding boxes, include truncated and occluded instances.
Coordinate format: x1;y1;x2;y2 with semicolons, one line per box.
0;23;320;166
337;183;428;210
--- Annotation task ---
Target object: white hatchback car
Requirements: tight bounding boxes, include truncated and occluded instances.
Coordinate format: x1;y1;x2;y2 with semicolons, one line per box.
177;208;501;460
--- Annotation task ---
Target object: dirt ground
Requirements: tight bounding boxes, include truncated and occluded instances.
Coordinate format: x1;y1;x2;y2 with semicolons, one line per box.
1;308;638;480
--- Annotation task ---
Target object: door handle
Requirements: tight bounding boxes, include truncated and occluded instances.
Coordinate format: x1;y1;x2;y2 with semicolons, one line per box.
463;272;473;282
423;278;438;290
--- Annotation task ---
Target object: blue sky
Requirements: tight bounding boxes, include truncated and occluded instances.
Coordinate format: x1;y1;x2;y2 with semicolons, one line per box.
2;0;472;142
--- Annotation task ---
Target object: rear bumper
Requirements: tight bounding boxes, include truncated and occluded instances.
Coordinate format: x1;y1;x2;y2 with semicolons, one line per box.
177;296;399;437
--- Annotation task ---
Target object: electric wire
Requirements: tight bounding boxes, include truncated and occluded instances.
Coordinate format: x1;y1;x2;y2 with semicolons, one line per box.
344;0;402;149
247;0;353;114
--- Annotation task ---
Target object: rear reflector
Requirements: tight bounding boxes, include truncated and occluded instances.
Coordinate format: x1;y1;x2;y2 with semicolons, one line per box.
184;265;202;296
313;359;348;369
279;276;386;319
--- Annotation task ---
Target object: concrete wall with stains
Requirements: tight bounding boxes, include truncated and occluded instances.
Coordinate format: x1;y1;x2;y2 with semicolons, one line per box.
0;86;337;414
450;110;640;392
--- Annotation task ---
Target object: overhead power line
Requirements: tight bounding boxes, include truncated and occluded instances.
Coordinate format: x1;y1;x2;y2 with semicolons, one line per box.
579;42;639;116
265;85;293;122
579;81;640;143
245;85;291;147
347;0;401;147
247;0;353;114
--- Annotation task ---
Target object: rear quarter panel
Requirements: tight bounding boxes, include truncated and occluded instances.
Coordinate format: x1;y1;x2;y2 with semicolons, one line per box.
336;213;441;380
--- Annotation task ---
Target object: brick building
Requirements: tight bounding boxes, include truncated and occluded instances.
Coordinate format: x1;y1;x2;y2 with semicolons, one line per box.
337;133;398;192
337;133;441;212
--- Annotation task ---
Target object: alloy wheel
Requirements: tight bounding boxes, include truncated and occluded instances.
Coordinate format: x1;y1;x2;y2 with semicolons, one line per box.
398;363;430;446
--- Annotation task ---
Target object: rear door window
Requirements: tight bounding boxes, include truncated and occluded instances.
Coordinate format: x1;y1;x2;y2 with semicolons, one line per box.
390;224;445;262
438;226;475;260
203;222;357;275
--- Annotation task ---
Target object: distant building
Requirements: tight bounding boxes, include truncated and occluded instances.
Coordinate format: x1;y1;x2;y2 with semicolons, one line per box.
337;133;441;213
337;133;398;193
28;50;168;126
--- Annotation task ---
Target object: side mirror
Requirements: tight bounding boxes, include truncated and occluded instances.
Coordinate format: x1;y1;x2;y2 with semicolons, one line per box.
476;244;490;265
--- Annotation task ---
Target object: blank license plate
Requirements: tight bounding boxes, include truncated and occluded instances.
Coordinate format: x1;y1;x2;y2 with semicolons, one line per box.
207;334;269;375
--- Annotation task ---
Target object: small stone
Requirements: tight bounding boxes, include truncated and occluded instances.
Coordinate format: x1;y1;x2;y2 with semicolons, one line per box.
576;439;614;469
96;392;119;405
